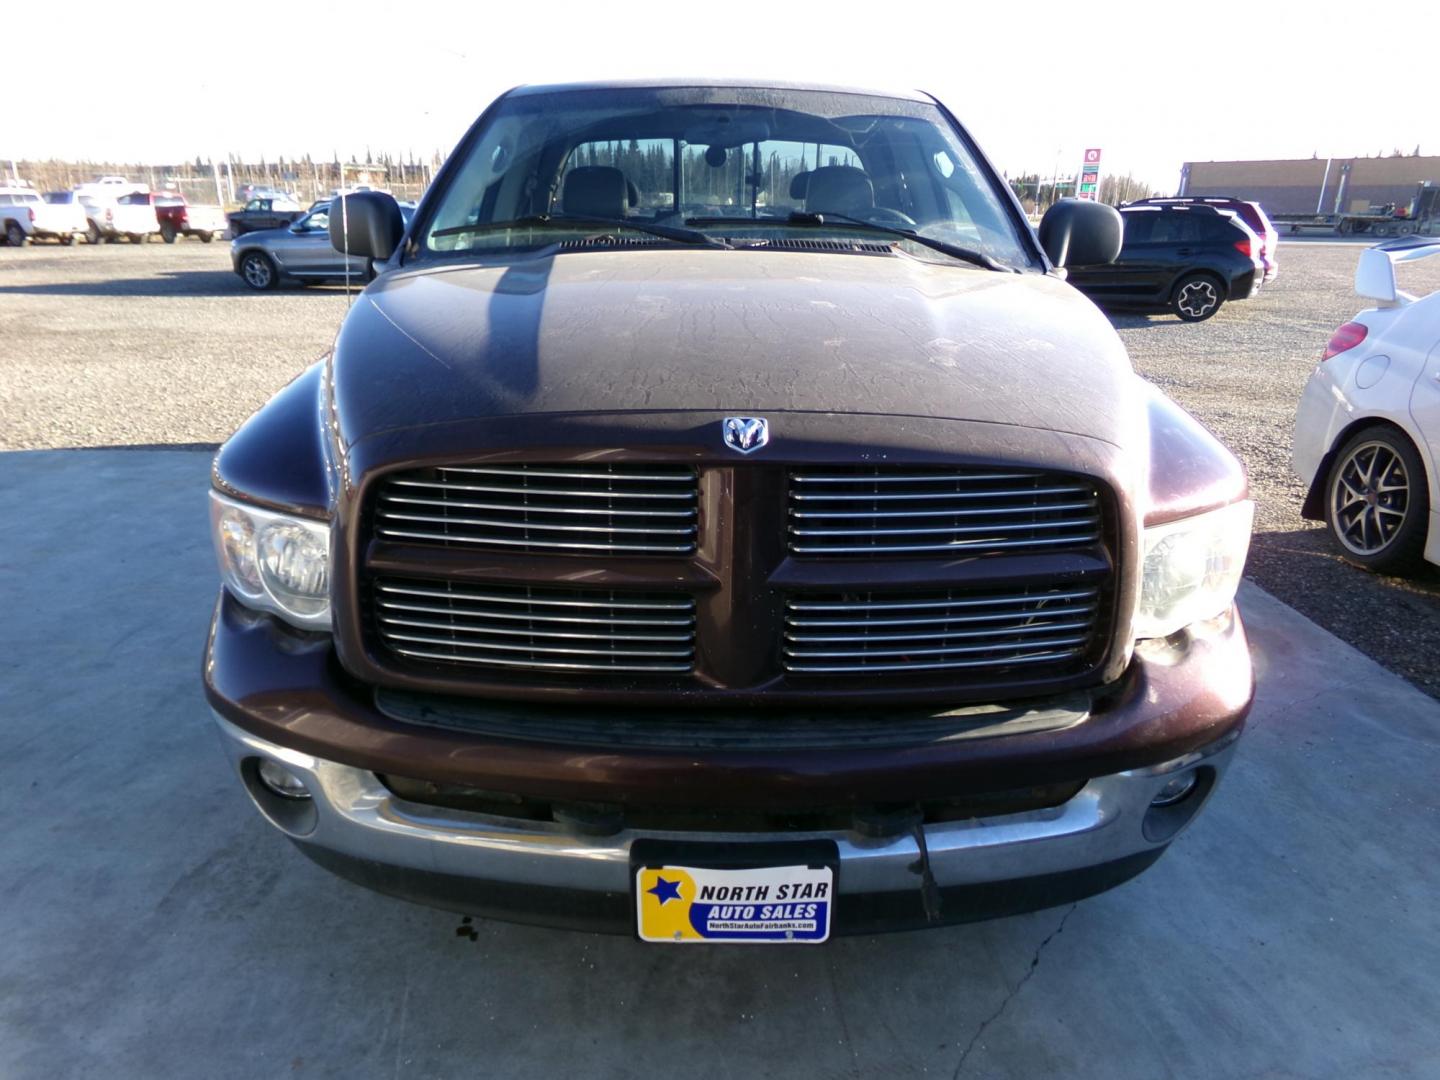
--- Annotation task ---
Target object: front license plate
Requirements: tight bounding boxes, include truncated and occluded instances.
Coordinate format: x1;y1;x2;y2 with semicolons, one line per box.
634;862;834;944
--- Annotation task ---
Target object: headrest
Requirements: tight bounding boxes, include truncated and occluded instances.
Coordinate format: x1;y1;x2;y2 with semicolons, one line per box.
562;166;629;219
789;171;811;200
805;166;874;215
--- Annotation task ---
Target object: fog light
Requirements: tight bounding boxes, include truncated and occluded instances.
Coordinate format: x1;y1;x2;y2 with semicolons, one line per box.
1151;770;1198;807
257;758;311;800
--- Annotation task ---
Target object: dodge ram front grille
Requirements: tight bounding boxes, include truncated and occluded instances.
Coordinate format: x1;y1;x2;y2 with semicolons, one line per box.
782;586;1102;674
372;579;696;674
374;464;699;555
356;457;1118;701
787;467;1102;556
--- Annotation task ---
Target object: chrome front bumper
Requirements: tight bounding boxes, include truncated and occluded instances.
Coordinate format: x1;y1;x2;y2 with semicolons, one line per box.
212;711;1238;934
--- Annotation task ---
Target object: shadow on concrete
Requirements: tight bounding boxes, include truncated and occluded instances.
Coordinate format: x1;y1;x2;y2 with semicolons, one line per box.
0;271;351;299
63;442;222;452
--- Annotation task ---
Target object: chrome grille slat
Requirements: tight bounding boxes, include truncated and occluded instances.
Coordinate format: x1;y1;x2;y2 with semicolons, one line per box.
790;515;1099;537
378;529;694;554
380;511;698;537
789;501;1095;519
783;587;1102;676
789;486;1090;502
377;583;693;610
388;478;695;501
782;651;1081;675
788;467;1102;557
383;633;694;659
439;467;694;482
786;605;1096;628
382;495;696;518
382;616;693;643
791;472;1041;483
388;647;694;674
800;535;1100;555
786;634;1090;659
378;600;693;627
787;588;1097;612
785;620;1094;644
372;578;696;676
376;464;699;554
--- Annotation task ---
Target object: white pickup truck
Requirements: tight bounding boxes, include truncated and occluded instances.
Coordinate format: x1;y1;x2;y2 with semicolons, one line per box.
1;186;88;245
80;190;161;244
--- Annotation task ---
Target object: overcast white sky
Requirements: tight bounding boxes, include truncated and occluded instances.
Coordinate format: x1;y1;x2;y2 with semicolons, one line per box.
11;0;1432;191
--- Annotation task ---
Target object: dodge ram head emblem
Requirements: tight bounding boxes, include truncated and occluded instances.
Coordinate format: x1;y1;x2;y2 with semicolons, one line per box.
722;417;769;454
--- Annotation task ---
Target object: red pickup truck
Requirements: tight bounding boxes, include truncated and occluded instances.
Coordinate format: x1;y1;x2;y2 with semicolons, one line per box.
150;192;227;243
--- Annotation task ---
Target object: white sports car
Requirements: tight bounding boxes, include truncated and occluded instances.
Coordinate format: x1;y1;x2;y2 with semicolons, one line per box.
1293;237;1440;573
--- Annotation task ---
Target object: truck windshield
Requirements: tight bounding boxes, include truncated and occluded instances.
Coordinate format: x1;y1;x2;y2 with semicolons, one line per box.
419;86;1035;270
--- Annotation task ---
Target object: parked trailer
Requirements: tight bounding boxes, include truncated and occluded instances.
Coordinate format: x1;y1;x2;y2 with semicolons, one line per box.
1271;183;1439;236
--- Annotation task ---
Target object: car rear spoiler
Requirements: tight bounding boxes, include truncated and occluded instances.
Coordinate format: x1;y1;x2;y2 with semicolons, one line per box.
1357;236;1440;306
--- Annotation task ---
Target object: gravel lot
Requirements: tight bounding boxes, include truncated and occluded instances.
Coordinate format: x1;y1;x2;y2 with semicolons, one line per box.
2;237;1437;694
1112;241;1440;699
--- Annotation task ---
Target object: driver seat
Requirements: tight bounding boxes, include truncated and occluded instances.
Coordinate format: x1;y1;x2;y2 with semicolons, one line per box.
805;166;875;216
561;166;630;218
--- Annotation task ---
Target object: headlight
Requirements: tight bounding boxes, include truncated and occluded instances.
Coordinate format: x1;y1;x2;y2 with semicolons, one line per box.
1134;501;1253;640
209;492;331;630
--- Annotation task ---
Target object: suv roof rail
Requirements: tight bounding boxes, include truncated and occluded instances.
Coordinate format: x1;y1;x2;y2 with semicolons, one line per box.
1126;195;1253;206
1122;203;1231;216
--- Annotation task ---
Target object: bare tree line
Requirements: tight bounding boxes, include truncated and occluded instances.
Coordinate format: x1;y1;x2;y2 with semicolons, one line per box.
1009;172;1165;213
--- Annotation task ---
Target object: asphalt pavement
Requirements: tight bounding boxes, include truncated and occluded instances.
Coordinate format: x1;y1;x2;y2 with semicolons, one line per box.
2;448;1438;1079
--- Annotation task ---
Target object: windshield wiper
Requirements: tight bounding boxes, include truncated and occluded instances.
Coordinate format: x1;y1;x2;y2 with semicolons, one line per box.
686;211;1013;271
431;214;729;248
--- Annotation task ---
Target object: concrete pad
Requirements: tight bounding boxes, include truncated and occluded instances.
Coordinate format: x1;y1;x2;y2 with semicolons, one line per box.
2;448;1438;1079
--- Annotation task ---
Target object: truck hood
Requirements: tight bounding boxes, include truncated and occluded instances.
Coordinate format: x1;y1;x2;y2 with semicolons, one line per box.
330;248;1140;450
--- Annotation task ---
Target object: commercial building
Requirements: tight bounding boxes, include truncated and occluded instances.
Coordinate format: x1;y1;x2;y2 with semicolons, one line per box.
1179;155;1440;215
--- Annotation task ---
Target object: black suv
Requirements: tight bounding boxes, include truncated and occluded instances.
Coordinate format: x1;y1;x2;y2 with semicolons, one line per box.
1067;204;1262;322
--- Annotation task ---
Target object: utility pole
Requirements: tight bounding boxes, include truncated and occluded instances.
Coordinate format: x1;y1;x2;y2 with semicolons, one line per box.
1315;157;1333;215
1042;148;1063;212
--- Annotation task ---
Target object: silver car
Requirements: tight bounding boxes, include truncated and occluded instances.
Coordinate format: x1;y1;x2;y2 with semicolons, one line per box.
231;202;415;290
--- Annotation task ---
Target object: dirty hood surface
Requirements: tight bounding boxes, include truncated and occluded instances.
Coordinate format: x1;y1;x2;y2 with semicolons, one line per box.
330;248;1138;448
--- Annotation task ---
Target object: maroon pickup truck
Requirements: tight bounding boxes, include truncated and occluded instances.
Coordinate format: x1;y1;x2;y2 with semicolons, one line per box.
204;80;1255;943
151;193;226;243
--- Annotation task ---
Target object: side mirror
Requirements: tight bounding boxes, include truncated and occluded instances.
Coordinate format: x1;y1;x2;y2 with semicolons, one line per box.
1038;198;1123;268
329;191;404;261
